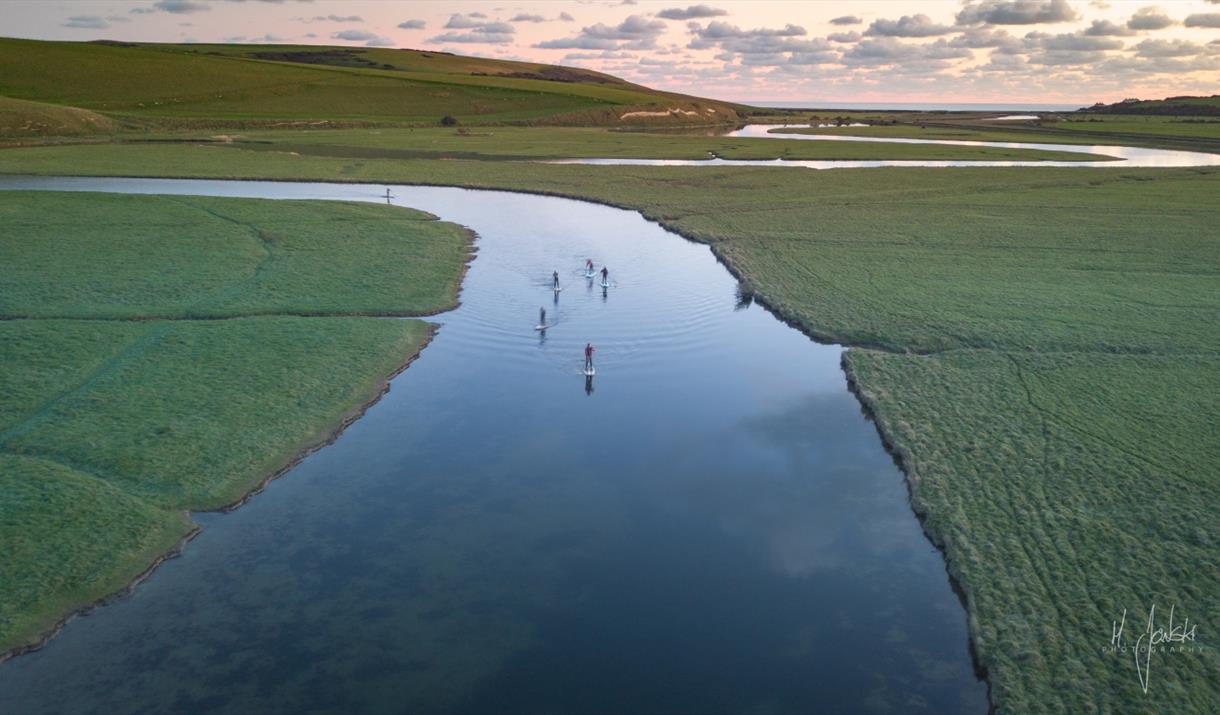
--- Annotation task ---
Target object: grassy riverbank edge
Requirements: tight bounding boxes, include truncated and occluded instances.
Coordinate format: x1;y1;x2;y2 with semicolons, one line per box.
0;323;442;661
0;193;480;660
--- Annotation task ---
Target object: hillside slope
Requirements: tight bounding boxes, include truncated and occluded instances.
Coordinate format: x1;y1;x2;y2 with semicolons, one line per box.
0;38;742;127
1081;94;1220;116
0;95;117;137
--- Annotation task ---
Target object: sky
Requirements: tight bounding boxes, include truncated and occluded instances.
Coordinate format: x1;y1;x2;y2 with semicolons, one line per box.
7;0;1220;103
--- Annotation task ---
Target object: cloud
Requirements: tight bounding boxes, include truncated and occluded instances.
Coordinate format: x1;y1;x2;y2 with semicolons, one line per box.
865;14;954;37
559;12;575;22
1134;38;1207;57
827;31;860;43
306;15;362;23
152;0;211;13
948;27;1022;49
956;0;1077;26
1184;13;1220;28
1020;29;1124;64
62;16;109;28
1082;19;1133;36
333;29;378;41
510;14;547;22
432;15;515;43
535;14;666;50
397;19;425;30
657;5;727;20
332;29;394;46
842;37;971;66
687;21;841;65
562;51;636;61
830;16;862;26
690;20;806;42
1127;7;1174;31
445;14;486;28
429;31;515;44
223;33;286;43
1036;31;1124;51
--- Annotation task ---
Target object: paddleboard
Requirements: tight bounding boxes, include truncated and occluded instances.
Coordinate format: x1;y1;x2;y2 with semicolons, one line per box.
535;324;549;331
553;286;563;292
583;367;596;376
600;281;609;288
584;271;595;278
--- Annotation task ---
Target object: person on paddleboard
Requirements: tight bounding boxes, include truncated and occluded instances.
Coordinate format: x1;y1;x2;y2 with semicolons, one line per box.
584;343;595;372
585;259;594;274
553;270;560;290
600;266;608;284
539;306;546;327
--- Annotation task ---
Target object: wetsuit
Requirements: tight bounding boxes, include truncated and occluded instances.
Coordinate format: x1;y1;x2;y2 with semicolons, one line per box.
553;271;560;289
600;267;608;283
539;307;546;326
584;344;595;371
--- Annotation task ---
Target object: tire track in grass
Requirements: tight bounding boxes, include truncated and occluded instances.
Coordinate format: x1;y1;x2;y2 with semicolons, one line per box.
0;323;169;448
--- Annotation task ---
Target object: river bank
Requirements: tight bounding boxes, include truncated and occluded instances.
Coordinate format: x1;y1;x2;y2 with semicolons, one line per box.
0;191;474;658
2;160;1216;712
0;179;990;714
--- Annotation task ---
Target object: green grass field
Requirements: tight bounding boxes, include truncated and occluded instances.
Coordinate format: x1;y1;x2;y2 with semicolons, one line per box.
0;191;471;656
0;191;470;318
0;38;740;129
3;144;1214;712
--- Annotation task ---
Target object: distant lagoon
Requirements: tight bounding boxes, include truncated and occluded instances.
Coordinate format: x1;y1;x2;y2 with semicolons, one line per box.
748;101;1085;112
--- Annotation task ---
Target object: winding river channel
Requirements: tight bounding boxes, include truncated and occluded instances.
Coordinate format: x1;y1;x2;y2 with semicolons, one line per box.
552;123;1220;169
0;176;992;713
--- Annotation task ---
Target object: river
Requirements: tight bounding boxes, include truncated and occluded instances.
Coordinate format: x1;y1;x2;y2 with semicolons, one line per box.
549;123;1220;169
0;177;987;714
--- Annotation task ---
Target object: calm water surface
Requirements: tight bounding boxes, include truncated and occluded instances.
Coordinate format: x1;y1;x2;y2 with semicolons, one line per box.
0;177;987;714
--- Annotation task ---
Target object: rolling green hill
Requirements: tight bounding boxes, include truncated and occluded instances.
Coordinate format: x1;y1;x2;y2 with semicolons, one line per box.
1081;94;1220;116
0;37;742;129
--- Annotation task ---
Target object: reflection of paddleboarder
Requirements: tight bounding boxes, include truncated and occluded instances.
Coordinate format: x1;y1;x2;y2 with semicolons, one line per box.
584;343;595;372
